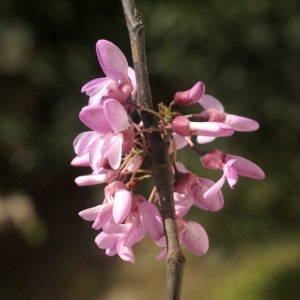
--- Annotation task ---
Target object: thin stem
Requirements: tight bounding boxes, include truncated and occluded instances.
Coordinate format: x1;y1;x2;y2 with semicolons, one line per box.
121;1;186;299
134;102;168;125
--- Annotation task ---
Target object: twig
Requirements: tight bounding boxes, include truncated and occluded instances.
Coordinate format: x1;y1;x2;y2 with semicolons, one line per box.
121;1;186;299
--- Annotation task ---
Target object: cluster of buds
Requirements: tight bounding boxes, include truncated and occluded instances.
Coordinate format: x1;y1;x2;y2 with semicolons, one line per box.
72;40;265;263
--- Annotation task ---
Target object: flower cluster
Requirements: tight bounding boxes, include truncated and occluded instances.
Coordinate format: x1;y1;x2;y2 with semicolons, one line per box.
72;39;265;263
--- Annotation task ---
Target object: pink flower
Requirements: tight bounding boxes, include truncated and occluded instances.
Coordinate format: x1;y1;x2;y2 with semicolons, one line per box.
177;218;209;256
197;95;259;144
74;169;110;186
97;202;159;263
168;133;189;153
79;181;132;226
200;148;265;198
81;40;136;109
156;217;209;260
173;81;205;106
95;231;135;263
73;99;135;170
79;191;164;263
173;162;224;213
171;115;234;138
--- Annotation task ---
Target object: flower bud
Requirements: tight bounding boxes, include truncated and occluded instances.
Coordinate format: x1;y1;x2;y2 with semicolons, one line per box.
173;81;205;106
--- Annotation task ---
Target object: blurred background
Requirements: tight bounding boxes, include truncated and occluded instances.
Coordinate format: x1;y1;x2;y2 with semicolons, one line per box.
0;0;299;299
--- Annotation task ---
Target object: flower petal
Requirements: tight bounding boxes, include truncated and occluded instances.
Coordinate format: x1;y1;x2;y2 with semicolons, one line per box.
192;178;224;212
116;236;135;263
113;188;132;224
124;213;146;247
203;172;227;199
89;137;105;171
225;155;265;179
138;201;164;240
128;67;137;96
104;99;130;133
78;205;102;221
174;192;193;217
169;133;189;153
71;153;90;166
95;232;117;249
178;219;209;256
196;136;217;144
189;122;234;137
224;159;238;188
79;105;111;133
225;114;259;131
92;203;113;230
75;173;107;186
104;134;123;170
81;77;110;95
73;131;99;156
96;40;128;80
199;95;224;111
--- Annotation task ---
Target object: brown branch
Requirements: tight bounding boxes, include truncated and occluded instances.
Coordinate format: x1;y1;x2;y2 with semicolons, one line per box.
121;0;186;299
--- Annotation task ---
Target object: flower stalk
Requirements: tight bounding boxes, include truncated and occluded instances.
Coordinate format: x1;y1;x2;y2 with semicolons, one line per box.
121;1;186;299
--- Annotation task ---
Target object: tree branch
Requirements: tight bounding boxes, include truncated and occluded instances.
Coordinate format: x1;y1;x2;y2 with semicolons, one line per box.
121;1;186;299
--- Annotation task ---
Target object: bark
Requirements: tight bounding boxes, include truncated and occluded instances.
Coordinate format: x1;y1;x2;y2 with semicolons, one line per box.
121;1;186;299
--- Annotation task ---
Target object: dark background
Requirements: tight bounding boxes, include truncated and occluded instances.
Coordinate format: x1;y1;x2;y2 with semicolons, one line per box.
0;0;299;299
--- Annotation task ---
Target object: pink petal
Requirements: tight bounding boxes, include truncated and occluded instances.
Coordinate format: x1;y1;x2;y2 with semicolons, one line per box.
189;122;234;137
113;188;132;224
174;192;193;217
104;99;130;133
89;137;105;171
95;232;117;249
189;81;205;102
128;67;137;96
173;161;188;173
192;178;224;212
225;114;259;131
124;213;146;247
155;236;167;260
225;155;265;179
156;248;167;260
173;81;205;106
81;77;110;95
224;159;238;188
116;236;135;263
73;131;99;156
138;201;164;240
75;174;107;186
196;136;216;144
203;172;227;199
92;203;113;230
96;40;128;80
104;134;123;170
105;247;118;257
71;153;90;166
199;95;224;111
178;220;209;256
103;219;131;234
78;205;102;221
169;133;189;153
79;105;111;133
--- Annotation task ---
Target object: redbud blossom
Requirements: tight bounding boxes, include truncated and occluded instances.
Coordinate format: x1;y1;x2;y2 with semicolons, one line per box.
200;149;265;198
156;217;209;260
74;39;265;263
173;162;224;212
173;81;205;106
196;95;260;144
73;99;135;171
172;115;234;137
81;40;136;108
